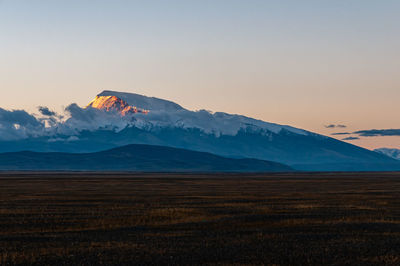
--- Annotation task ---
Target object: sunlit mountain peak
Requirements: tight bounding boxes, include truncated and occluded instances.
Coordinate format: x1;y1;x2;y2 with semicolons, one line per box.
87;95;149;116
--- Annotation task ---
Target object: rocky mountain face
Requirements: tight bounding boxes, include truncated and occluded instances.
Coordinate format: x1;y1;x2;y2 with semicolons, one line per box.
87;95;149;115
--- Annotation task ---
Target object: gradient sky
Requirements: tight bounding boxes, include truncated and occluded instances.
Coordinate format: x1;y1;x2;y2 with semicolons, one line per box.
1;0;399;149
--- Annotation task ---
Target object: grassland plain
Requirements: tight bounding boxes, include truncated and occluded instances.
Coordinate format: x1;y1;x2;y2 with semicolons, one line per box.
0;172;399;265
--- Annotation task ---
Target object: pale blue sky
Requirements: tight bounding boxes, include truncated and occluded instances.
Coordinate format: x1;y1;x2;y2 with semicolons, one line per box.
1;0;399;148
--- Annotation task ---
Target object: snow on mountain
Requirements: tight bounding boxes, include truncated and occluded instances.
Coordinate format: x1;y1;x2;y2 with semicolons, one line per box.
98;90;184;111
87;91;309;137
374;148;400;160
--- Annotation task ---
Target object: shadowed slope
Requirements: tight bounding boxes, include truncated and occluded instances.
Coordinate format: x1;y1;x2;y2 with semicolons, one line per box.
0;144;292;172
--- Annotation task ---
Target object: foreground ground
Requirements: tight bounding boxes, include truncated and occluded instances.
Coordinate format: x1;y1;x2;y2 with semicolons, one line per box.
0;172;399;265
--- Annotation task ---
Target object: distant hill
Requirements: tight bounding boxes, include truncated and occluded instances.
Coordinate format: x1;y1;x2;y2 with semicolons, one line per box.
0;144;292;172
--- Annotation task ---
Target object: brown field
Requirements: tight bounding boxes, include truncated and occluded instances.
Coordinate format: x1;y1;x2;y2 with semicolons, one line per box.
0;172;400;265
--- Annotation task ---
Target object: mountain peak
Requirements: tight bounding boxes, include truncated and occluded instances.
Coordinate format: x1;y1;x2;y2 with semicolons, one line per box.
87;95;149;115
98;90;184;112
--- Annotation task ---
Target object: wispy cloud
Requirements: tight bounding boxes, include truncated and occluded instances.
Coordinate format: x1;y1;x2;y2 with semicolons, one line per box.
332;128;400;139
325;124;347;129
331;128;400;139
331;132;351;135
353;129;400;137
342;137;360;141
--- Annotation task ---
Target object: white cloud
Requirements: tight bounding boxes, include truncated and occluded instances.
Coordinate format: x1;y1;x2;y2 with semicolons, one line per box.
0;98;309;141
0;108;45;140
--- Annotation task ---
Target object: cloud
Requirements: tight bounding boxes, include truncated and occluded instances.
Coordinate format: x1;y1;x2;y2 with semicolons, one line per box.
325;124;347;129
48;136;79;143
331;132;351;135
0;108;41;127
0;104;137;140
330;128;400;139
353;129;400;137
37;106;65;128
0;100;352;142
38;106;56;116
332;128;400;138
59;103;134;135
0;108;45;140
342;137;360;141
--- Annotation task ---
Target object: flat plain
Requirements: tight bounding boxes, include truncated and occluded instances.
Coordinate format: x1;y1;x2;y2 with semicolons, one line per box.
0;172;399;265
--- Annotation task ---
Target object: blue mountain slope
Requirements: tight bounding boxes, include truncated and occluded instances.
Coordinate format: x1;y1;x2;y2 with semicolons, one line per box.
1;126;399;171
0;144;292;172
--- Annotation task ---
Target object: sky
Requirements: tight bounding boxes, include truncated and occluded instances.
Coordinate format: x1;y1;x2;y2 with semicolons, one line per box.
0;0;399;150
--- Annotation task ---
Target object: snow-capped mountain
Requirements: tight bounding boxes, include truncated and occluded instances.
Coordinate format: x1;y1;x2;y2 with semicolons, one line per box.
86;90;309;137
374;148;400;160
98;90;184;112
0;90;399;171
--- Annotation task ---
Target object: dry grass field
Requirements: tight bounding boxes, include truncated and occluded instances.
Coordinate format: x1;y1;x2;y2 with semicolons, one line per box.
0;172;399;265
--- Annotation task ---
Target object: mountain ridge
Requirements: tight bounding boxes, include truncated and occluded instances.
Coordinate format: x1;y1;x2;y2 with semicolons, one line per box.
0;144;293;172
